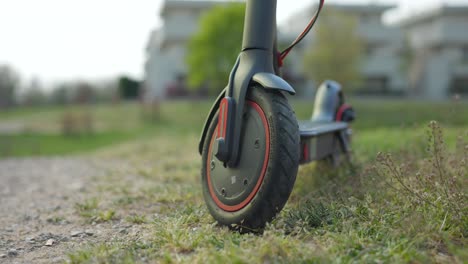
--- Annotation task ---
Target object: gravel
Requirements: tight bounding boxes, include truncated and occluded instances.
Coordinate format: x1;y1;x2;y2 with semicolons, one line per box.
0;157;155;263
0;158;97;263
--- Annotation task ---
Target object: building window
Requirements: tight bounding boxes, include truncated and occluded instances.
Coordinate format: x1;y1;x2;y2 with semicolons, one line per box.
450;77;468;95
360;76;389;94
365;44;380;57
360;14;370;24
462;47;468;62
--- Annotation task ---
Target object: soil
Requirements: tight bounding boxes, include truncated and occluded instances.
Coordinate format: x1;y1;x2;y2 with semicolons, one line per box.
0;157;147;263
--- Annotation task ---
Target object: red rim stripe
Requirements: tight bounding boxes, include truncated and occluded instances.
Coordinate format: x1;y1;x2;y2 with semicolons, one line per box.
207;100;270;212
336;104;351;121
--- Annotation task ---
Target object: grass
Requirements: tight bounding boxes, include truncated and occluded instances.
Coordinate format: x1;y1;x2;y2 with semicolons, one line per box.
1;98;466;157
126;215;148;225
1;97;467;263
75;198;117;223
0;132;132;157
0;101;209;157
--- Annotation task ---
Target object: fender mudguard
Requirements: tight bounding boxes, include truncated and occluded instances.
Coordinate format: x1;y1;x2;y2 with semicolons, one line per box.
198;73;296;154
311;80;344;122
198;88;226;154
252;72;296;95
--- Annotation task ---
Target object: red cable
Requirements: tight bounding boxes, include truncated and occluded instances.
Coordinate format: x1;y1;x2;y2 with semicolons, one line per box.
279;0;325;66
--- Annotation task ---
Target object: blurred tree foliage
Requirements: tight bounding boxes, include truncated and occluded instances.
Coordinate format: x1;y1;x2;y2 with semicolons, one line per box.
22;78;47;106
186;3;245;94
303;9;363;89
50;84;70;105
0;65;20;109
73;82;95;104
118;76;141;100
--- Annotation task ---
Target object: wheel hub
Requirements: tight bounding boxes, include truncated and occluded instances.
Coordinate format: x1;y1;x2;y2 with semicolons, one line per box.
207;101;269;212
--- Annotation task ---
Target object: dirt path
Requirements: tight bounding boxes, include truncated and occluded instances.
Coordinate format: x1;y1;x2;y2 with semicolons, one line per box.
0;158;95;263
0;157;149;263
0;135;202;263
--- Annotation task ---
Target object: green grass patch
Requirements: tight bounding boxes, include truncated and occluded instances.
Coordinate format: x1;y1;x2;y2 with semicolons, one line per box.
2;98;467;262
75;198;117;223
67;116;466;263
1;99;466;157
0;132;132;157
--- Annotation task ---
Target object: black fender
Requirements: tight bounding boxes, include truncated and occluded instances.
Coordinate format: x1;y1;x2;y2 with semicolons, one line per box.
199;88;226;154
198;73;296;155
311;80;344;122
252;72;296;95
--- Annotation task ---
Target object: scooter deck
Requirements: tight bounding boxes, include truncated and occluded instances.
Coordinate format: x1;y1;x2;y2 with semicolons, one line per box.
298;120;349;163
299;121;348;138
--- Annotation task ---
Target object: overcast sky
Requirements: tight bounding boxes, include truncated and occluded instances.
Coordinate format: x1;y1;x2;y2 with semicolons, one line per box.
0;0;466;84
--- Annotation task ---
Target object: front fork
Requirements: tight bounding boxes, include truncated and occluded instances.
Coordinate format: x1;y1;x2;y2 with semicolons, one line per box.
198;49;294;163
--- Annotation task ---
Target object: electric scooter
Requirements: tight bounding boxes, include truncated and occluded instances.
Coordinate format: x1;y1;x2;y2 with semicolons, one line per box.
199;0;355;231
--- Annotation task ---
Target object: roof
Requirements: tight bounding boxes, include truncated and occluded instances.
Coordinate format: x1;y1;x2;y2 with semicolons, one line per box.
399;4;468;27
326;3;396;13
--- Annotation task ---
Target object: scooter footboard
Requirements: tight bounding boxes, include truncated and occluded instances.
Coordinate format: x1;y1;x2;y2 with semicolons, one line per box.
299;121;349;164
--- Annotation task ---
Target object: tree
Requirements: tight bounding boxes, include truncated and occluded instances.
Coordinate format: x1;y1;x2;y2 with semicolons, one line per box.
186;3;245;94
0;65;20;108
303;9;363;89
400;34;419;95
118;76;141;100
22;77;47;106
72;81;95;104
50;84;70;105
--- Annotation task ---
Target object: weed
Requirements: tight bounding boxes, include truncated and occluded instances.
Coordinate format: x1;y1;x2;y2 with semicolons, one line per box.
97;210;117;222
372;122;467;228
46;216;66;224
126;215;148;224
75;198;98;217
75;198;117;223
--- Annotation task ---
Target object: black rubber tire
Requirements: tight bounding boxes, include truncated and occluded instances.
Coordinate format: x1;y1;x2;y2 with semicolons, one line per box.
201;87;300;232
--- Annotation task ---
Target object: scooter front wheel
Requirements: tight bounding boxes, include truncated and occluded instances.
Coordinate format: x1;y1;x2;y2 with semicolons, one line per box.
201;87;300;232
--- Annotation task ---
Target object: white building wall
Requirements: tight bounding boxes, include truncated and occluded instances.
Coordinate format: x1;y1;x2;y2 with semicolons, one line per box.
144;1;230;101
281;5;404;94
403;9;468;98
407;20;443;49
441;15;468;44
423;50;452;99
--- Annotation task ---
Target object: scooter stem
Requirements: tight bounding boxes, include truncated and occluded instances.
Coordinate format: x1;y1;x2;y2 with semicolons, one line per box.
213;0;281;167
242;0;277;51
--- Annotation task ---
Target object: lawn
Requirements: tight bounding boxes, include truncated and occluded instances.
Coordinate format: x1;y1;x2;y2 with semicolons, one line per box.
1;97;467;263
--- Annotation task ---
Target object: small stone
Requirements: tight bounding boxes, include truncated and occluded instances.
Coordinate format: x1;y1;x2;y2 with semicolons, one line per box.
0;254;6;258
84;230;94;236
70;231;83;237
118;228;128;234
45;239;55;246
7;248;18;257
51;257;64;263
25;236;35;243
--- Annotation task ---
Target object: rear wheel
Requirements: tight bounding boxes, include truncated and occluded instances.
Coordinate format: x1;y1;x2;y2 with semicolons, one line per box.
201;87;300;232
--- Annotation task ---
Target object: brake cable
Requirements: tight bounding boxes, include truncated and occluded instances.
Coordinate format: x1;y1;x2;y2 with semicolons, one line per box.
278;0;325;67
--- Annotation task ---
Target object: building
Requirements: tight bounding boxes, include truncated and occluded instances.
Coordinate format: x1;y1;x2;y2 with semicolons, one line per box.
144;0;234;101
144;1;468;100
281;3;406;95
400;5;468;99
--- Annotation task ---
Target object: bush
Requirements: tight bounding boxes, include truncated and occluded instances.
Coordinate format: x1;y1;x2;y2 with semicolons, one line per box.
61;112;94;136
371;121;467;236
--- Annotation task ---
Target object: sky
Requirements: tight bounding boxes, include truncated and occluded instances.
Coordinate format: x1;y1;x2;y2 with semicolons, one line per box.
0;0;466;85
